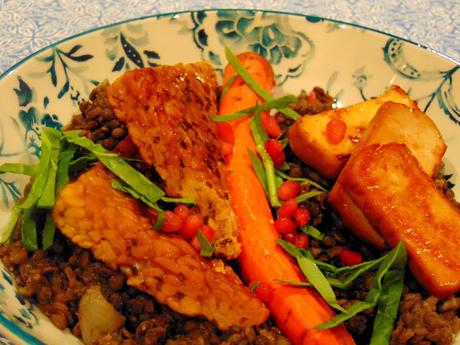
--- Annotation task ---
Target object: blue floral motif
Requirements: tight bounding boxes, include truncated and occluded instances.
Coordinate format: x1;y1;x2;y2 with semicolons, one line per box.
36;45;97;102
102;24;161;72
384;38;460;125
188;10;314;84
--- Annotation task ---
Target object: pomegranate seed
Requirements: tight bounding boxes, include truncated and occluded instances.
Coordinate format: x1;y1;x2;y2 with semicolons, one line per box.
200;225;216;242
254;281;273;303
292;233;309;248
326;118;347;144
216;123;235;144
173;204;191;220
339;248;362;266
279;199;298;218
274;217;296;234
180;214;204;239
161;211;183;232
277;180;301;201
264;139;285;167
261;112;282;138
294;208;310;227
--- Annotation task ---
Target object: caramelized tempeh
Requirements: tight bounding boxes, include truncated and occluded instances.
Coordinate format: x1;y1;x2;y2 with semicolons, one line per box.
340;143;460;297
52;165;269;330
106;63;240;259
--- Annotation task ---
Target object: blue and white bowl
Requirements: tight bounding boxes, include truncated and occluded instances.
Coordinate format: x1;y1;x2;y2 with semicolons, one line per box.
0;9;459;345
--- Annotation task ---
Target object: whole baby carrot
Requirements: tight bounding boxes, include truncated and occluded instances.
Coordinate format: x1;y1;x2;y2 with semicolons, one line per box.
219;51;355;345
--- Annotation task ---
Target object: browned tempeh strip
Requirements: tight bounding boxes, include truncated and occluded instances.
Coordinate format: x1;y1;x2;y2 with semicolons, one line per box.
52;165;269;329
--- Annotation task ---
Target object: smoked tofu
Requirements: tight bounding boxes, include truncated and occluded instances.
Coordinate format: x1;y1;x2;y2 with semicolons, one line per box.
288;86;418;178
337;143;460;297
329;102;446;248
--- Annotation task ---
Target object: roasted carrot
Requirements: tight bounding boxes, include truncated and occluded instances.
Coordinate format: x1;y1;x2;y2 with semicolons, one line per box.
219;52;355;345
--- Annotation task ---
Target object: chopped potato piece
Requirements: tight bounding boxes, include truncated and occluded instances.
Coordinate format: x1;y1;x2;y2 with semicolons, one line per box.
329;102;446;248
288;85;418;178
339;143;460;297
107;63;240;259
53;165;269;329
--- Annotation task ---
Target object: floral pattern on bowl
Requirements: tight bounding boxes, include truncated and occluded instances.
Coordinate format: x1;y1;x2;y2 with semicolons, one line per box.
0;9;458;345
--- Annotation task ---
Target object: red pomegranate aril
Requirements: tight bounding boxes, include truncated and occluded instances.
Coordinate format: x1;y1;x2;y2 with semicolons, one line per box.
254;281;274;303
339;248;362;266
274;217;296;234
283;232;309;249
294;208;310;227
200;225;216;242
279;199;298;218
161;211;183;233
180;214;204;239
261;112;282;138
264;139;285;168
216;122;235;144
271;150;286;168
173;204;191;220
277;180;301;201
326;118;347;144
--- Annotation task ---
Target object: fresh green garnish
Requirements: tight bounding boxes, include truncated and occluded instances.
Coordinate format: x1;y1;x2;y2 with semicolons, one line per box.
161;196;196;205
212;95;297;123
42;213;56;250
275;169;327;192
249;110;280;208
300;225;325;240
248;149;268;194
315;242;407;330
64;131;165;204
296;190;324;203
196;229;213;257
224;47;300;120
249;281;261;292
21;208;38;251
220;73;238;100
56;146;77;195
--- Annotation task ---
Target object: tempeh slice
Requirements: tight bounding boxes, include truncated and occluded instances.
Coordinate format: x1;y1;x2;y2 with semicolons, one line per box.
107;63;240;259
52;165;269;330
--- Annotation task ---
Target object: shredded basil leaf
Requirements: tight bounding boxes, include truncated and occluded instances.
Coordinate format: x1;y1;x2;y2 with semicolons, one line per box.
213;95;297;123
0;163;38;176
248;149;268;194
224;47;300;120
296;190;324;203
197;230;213;257
249;281;261;292
275;169;327;192
42;213;56;250
56;145;77;195
220;73;238;100
64;131;164;203
300;225;325;240
161;196;196;205
21;208;38;251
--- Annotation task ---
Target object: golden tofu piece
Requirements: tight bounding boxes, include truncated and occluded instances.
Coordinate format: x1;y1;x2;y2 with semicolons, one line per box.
288;86;418;178
329;102;446;248
339;143;460;297
107;63;240;259
53;165;269;329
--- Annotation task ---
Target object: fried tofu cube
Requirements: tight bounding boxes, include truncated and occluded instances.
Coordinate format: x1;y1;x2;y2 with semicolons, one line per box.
339;143;460;297
288;85;418;178
329;102;446;248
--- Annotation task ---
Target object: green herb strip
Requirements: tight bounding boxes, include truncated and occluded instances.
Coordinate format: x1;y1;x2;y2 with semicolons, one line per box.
369;269;405;345
300;225;325;240
0;163;38;176
315;242;407;330
212;95;297;123
37;128;62;208
296;190;324;203
21;208;37;251
42;213;56;250
275;170;327;192
224;47;300;120
249;281;261;292
197;230;213;257
297;256;346;312
161;196;196;205
220;73;238;100
249;112;280;207
248;149;268;194
69;153;98;172
56;146;77;195
64;131;164;203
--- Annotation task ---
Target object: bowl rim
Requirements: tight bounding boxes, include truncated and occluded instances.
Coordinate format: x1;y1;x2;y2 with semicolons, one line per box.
0;7;458;345
1;7;459;82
